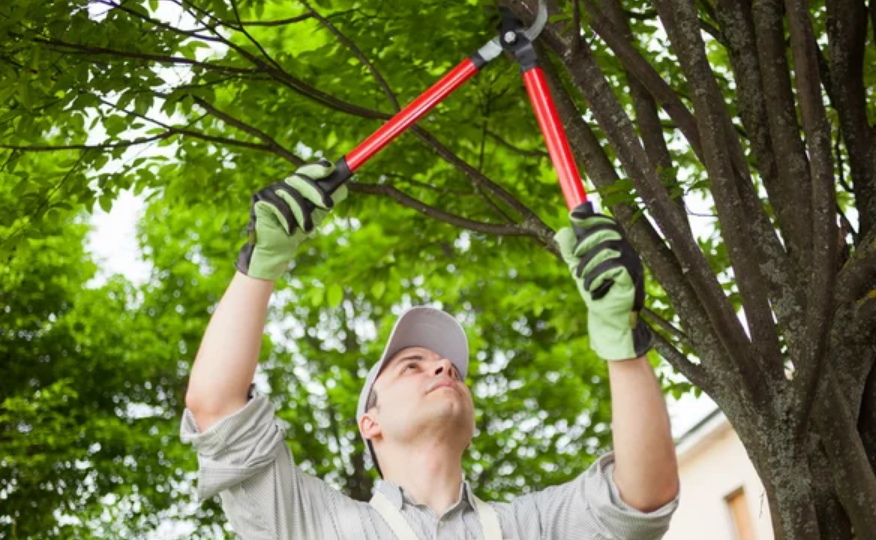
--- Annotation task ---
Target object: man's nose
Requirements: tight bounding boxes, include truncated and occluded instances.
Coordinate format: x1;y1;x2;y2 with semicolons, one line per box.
433;357;456;378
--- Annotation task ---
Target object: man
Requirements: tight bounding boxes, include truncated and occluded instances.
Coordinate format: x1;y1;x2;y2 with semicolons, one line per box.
182;161;679;540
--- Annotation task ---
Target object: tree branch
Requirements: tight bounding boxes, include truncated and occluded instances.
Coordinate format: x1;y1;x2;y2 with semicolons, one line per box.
713;0;784;240
216;8;358;28
751;0;814;263
225;13;313;27
187;96;302;166
826;0;876;239
407;125;557;248
33;35;256;75
0;132;174;152
487;130;550;159
650;330;711;393
785;0;839;435
359;172;476;196
814;368;876;537
95;95;303;165
654;0;785;386
580;1;706;163
835;226;876;305
94;0;226;45
226;0;292;78
709;0;807;362
598;0;691;234
859;364;876;477
349;182;535;238
642;307;690;346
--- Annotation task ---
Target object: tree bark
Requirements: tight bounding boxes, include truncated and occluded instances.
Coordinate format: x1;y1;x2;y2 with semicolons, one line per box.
754;431;821;540
826;0;876;240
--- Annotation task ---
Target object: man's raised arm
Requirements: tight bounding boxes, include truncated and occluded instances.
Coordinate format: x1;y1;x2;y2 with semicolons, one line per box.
555;204;679;513
608;357;678;511
184;160;348;432
185;273;274;432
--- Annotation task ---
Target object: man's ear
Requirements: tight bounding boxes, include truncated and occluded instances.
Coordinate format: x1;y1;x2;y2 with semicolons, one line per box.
359;411;381;441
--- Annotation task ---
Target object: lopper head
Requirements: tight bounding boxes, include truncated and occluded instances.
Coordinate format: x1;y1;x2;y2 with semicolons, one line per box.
477;0;548;64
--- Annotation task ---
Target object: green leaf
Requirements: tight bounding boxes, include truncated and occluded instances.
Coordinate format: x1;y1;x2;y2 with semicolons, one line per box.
98;194;113;213
371;280;386;299
327;284;343;308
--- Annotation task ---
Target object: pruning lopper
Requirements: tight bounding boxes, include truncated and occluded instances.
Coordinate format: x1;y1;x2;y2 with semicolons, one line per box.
316;1;590;213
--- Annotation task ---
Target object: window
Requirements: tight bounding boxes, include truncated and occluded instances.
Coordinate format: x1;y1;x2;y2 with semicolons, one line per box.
726;488;756;540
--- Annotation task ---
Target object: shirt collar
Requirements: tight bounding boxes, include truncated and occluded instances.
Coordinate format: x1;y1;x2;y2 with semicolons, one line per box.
375;477;475;512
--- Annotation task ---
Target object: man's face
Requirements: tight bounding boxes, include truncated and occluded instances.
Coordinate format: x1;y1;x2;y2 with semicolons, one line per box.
362;347;475;449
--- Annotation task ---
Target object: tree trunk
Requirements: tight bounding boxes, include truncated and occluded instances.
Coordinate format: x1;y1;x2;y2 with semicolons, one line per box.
728;403;821;540
761;452;821;540
807;436;852;540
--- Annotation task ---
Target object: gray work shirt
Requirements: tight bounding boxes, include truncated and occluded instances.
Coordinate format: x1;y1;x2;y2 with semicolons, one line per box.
180;394;677;540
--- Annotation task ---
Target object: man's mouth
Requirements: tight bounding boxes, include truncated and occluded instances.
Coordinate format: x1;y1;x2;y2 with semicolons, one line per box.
428;379;457;393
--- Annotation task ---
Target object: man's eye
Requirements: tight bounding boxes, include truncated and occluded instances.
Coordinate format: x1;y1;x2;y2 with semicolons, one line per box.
404;362;418;371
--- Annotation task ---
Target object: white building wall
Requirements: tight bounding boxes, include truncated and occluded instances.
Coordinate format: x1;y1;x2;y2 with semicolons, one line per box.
664;414;774;540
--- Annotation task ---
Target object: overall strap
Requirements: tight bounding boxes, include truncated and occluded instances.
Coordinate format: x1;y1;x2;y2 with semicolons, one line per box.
370;490;506;540
370;491;421;540
472;496;503;540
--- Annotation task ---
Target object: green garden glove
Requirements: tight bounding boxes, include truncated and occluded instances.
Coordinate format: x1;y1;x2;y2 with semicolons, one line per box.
235;160;348;281
554;202;653;361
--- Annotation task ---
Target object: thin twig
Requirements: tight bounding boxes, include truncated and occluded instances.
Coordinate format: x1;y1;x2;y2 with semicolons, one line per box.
188;96;302;165
350;182;530;237
363;172;475;196
642;307;691;345
229;13;313;27
225;0;290;78
834;131;859;245
475;102;516;223
1;151;88;251
300;0;400;111
94;0;224;44
0;132;174;151
650;330;709;391
486;130;550;159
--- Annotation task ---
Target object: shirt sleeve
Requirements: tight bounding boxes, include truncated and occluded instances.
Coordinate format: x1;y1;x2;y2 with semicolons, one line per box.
180;394;346;540
509;453;678;540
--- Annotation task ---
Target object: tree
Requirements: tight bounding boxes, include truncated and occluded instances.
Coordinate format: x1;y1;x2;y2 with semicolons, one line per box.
1;0;875;538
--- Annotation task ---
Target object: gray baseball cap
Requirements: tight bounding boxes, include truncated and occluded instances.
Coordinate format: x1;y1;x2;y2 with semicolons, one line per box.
356;306;469;475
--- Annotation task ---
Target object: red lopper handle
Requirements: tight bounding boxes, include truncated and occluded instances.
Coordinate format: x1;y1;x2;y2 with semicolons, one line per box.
522;67;588;211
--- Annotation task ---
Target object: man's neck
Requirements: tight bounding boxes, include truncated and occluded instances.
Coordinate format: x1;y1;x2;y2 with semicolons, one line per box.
379;442;465;516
